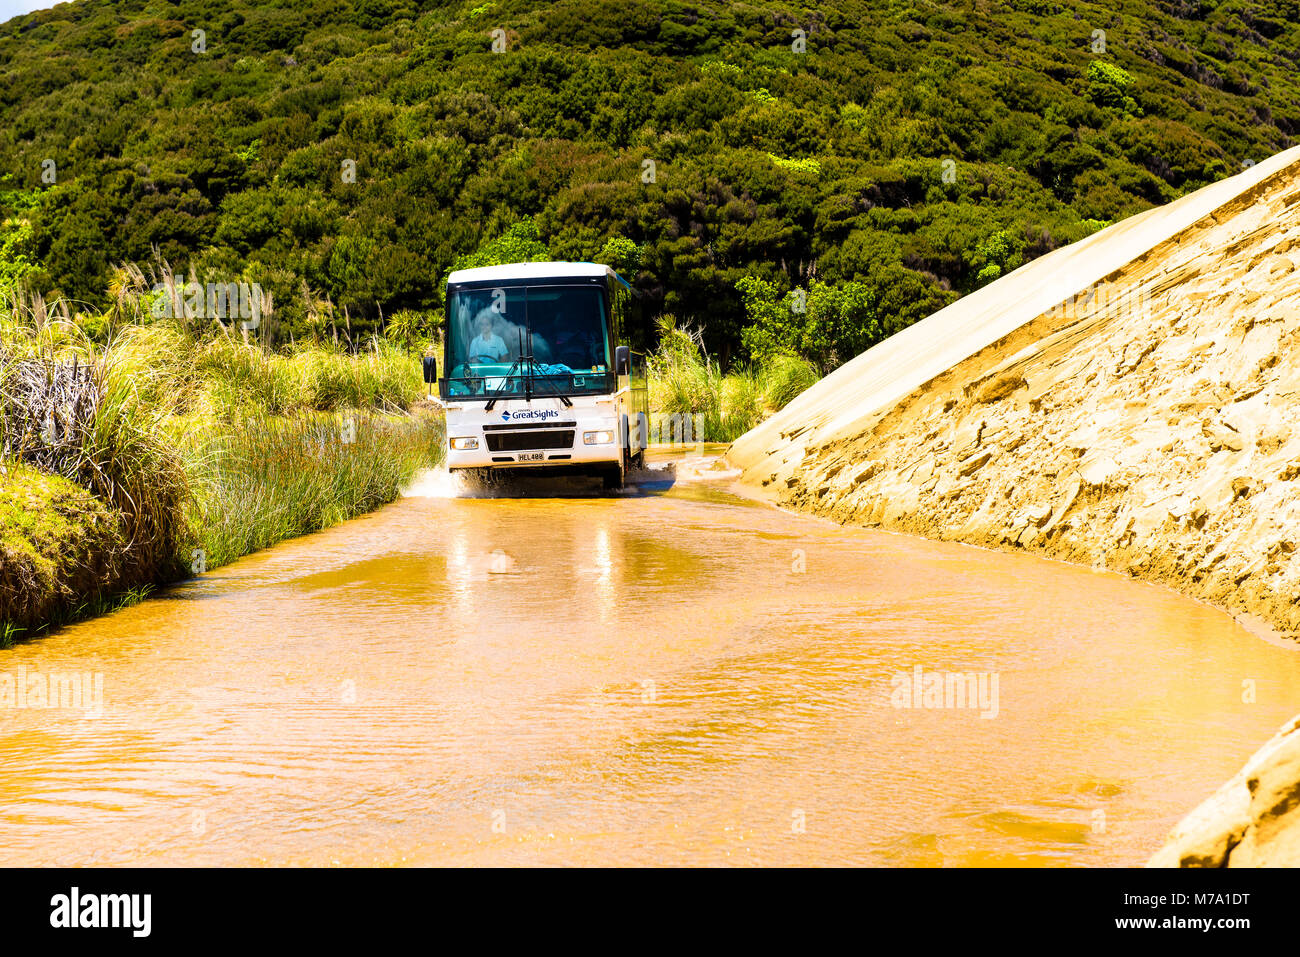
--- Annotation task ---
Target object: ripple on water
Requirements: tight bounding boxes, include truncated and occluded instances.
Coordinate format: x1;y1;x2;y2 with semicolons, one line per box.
2;453;1299;865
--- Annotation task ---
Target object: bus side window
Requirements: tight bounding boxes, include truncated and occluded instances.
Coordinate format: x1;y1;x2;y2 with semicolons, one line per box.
611;283;625;349
627;288;646;353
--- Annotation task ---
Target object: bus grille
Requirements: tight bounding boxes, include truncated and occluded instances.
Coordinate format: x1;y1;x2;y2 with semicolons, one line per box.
485;430;575;452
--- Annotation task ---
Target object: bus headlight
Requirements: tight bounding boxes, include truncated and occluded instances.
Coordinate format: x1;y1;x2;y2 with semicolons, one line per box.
583;430;614;445
450;437;479;450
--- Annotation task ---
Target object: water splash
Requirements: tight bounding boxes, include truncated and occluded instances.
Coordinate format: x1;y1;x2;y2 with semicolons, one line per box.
402;461;680;499
401;467;467;499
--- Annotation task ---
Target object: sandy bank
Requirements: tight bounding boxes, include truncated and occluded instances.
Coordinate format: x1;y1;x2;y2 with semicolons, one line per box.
1147;714;1300;867
729;146;1300;865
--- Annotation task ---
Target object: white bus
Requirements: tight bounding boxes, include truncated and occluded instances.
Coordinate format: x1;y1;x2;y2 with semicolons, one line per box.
423;262;649;488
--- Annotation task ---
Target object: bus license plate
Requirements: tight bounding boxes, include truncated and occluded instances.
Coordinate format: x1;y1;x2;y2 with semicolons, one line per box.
518;452;544;462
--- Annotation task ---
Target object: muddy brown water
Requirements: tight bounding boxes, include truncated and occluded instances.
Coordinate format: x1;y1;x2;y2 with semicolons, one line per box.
3;451;1299;866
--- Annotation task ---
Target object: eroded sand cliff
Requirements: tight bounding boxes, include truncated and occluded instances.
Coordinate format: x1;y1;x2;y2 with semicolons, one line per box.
1147;714;1300;867
729;147;1300;865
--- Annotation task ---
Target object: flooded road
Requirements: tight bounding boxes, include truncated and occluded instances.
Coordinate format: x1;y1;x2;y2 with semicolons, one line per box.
3;452;1300;866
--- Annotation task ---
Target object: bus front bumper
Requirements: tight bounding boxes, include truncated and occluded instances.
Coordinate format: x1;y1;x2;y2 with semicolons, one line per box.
446;440;623;471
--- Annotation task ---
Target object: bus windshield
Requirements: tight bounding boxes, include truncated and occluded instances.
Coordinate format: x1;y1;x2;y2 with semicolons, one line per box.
445;284;612;399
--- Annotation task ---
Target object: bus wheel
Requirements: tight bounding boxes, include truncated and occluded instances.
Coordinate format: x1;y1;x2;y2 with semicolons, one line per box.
608;415;630;489
603;443;627;491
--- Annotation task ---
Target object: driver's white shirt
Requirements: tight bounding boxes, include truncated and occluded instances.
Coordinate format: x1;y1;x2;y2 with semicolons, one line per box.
469;332;507;361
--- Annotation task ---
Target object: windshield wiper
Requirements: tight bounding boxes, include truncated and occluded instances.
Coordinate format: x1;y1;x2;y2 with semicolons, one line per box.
484;332;524;412
485;329;531;411
481;326;574;409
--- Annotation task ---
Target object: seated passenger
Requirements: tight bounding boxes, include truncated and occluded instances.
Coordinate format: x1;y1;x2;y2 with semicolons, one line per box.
553;322;596;368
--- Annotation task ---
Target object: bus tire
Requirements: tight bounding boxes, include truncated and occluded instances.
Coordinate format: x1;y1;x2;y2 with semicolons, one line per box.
621;414;635;483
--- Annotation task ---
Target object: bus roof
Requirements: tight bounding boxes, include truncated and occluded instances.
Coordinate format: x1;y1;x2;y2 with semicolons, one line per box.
446;261;630;289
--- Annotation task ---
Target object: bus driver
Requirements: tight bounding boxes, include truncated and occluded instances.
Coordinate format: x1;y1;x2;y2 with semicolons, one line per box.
468;312;508;364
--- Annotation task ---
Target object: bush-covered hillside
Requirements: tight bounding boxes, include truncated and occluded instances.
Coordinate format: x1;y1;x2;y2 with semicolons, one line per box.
1;0;1296;365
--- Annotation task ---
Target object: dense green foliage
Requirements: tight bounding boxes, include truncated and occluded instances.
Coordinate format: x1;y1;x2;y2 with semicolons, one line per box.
1;0;1296;367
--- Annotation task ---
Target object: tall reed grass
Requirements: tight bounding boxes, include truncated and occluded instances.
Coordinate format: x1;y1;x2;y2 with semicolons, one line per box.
184;411;444;569
647;317;820;442
192;336;420;416
1;302;189;587
1;297;443;640
96;322;421;419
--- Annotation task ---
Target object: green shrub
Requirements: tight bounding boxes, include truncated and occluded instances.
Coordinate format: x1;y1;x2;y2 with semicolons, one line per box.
0;463;126;641
758;354;820;409
648;316;819;442
1087;61;1140;115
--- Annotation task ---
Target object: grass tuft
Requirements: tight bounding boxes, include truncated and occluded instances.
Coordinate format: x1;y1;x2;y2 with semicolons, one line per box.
647;316;819;442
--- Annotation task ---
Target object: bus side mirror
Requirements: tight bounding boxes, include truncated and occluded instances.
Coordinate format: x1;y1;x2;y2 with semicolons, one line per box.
422;355;437;384
615;345;630;375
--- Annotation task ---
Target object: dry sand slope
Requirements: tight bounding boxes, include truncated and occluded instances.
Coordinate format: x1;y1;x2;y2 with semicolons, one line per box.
728;146;1300;866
